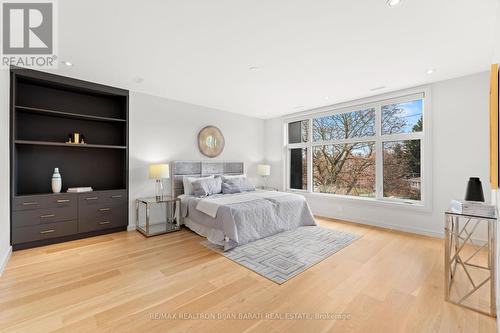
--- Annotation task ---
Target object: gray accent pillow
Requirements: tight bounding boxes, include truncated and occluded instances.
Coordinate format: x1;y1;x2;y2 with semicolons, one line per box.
225;177;255;192
222;181;242;194
192;177;222;197
220;174;246;182
183;175;214;195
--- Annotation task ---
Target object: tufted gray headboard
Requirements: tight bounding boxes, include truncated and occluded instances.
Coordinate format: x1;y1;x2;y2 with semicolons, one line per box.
170;161;244;197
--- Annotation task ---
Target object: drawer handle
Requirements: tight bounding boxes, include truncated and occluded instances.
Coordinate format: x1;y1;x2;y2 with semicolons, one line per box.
85;197;98;200
40;229;55;234
99;208;111;212
99;221;111;225
111;195;122;198
57;199;70;203
22;202;39;206
40;214;55;218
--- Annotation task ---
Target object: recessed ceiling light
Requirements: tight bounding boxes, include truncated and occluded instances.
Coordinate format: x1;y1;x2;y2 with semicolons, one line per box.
370;86;386;91
294;105;305;109
324;96;330;100
426;68;436;74
62;61;73;67
387;0;401;7
248;66;259;71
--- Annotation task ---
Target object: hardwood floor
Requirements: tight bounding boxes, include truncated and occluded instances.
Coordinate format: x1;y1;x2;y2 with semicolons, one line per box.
0;217;496;333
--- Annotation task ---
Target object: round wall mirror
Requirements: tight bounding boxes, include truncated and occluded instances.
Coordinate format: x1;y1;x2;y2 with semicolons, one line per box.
197;126;225;158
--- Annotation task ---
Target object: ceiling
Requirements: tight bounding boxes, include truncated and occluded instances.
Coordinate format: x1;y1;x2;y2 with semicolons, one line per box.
51;0;499;119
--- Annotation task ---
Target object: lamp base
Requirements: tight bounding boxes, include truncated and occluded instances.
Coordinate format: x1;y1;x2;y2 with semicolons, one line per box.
155;179;164;200
260;175;269;189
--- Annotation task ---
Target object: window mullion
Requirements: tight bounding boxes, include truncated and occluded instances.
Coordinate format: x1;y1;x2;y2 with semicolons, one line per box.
285;148;290;190
310;136;376;146
380;132;424;142
375;105;383;199
307;117;313;192
287;143;308;149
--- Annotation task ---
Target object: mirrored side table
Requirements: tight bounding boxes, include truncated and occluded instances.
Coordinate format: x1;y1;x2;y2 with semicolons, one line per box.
136;196;180;237
444;210;497;317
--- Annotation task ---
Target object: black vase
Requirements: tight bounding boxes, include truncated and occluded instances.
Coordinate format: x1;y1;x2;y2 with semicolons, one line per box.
465;177;484;202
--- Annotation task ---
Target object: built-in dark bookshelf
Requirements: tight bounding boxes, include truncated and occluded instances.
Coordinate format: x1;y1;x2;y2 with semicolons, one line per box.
10;67;129;249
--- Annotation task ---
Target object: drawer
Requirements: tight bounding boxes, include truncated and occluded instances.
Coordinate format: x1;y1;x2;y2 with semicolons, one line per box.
101;190;127;203
12;220;78;244
13;193;77;211
13;206;77;227
78;202;126;233
78;190;127;206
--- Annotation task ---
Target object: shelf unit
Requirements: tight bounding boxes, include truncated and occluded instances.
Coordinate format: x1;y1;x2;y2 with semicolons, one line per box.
10;66;129;249
15;140;127;149
16;105;127;122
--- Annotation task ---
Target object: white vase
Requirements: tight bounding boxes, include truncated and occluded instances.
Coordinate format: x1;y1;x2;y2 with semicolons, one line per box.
51;168;62;193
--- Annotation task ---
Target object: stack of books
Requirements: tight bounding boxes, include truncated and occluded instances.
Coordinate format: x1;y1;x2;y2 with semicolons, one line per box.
450;200;496;218
67;187;93;193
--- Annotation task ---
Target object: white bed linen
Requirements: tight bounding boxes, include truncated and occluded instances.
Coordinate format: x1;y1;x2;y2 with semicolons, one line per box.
184;217;225;246
180;191;316;251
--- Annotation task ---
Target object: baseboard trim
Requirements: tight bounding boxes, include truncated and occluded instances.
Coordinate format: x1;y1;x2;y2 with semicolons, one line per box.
316;213;493;248
0;245;12;276
315;213;443;239
127;224;136;232
497;299;500;332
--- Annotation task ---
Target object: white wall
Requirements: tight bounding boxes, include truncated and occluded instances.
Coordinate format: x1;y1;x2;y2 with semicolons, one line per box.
129;92;265;228
264;72;491;237
0;69;11;275
264;119;284;189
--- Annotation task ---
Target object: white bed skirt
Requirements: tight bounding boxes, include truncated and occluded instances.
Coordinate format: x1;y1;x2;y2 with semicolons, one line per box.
184;217;225;246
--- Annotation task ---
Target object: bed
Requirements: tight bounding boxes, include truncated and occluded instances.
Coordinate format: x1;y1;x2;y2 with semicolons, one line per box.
171;161;316;250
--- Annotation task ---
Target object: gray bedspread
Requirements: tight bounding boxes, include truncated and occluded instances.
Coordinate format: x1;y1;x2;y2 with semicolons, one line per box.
181;191;316;250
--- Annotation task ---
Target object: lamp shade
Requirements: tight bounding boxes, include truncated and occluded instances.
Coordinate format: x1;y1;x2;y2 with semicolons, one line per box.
257;164;271;176
149;164;170;179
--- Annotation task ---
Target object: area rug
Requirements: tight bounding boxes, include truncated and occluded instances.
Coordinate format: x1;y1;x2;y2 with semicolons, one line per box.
201;226;360;284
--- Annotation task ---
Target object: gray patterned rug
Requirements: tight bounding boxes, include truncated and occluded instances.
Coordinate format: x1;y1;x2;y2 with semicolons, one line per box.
201;226;360;284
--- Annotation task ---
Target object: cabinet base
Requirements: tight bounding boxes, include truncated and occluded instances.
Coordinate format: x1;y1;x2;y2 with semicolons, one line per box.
12;226;127;251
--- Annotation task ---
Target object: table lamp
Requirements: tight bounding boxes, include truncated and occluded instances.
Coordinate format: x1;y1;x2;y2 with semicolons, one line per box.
149;164;169;199
465;177;484;202
257;164;271;189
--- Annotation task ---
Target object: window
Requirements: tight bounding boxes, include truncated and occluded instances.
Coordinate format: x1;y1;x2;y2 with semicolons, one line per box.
313;108;375;141
290;148;307;190
288;120;309;143
383;140;421;200
286;92;427;205
382;100;423;135
313;142;375;197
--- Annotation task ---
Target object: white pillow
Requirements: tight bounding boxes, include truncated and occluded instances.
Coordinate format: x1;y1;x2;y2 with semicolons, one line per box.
183;175;214;195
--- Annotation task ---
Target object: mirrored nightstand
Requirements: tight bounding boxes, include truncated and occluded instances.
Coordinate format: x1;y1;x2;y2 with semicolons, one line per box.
136;196;180;237
444;210;497;317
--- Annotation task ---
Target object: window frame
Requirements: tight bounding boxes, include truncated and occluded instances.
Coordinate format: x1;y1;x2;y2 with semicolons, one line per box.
283;87;432;211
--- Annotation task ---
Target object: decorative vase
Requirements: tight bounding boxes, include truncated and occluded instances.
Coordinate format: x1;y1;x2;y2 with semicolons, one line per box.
465;177;484;202
51;168;62;193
